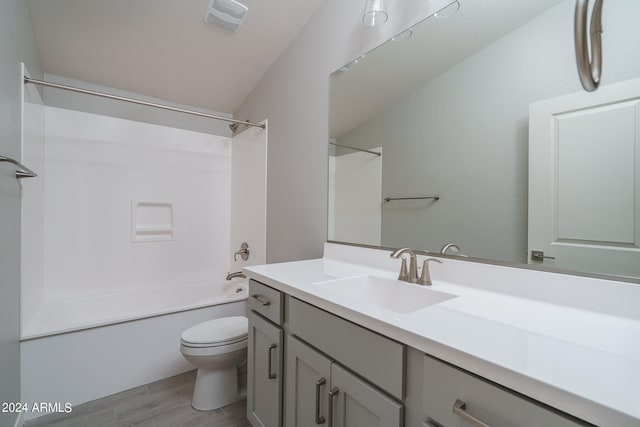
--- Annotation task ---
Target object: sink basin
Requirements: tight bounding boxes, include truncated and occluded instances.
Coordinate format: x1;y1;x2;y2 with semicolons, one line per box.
314;275;456;314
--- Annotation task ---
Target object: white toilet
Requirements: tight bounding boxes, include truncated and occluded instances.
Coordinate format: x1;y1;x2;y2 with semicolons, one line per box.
180;316;248;411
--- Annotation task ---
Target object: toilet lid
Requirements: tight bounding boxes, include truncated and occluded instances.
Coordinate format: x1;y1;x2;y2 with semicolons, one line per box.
181;316;248;346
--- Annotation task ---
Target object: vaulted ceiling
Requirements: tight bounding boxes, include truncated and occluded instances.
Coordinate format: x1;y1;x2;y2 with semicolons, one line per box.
27;0;326;114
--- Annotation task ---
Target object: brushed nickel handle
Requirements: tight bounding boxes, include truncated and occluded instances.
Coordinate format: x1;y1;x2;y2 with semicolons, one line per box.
267;343;277;379
251;294;271;306
574;0;603;91
315;378;326;424
531;250;556;262
453;399;490;427
328;387;339;427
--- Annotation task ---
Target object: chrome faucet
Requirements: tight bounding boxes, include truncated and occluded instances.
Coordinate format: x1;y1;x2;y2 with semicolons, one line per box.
440;243;460;254
390;248;432;284
419;258;443;286
440;243;466;257
226;271;246;280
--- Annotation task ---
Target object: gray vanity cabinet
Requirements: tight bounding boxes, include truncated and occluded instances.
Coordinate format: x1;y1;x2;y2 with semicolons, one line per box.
285;335;332;426
421;355;587;427
286;335;403;427
247;280;284;427
286;298;404;427
329;363;403;427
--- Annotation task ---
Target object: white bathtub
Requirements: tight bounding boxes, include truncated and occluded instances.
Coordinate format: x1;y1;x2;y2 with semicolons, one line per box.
22;279;248;339
20;279;248;421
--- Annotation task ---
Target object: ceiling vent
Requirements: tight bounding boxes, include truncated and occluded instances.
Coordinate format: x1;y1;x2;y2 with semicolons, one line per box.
204;0;249;33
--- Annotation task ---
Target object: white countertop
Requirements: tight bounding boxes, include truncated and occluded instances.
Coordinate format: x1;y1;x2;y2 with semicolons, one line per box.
245;243;640;427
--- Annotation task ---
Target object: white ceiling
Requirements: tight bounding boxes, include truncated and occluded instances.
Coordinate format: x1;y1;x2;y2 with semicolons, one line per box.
27;0;326;114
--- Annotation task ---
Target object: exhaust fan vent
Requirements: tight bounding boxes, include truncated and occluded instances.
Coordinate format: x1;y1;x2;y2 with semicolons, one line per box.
204;0;249;33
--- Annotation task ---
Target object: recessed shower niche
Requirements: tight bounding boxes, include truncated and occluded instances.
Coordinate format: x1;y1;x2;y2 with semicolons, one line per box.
131;201;176;242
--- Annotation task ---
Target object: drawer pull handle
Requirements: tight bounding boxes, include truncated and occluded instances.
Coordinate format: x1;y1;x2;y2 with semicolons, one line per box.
328;387;339;427
315;378;326;424
267;343;277;379
251;294;271;306
453;399;491;427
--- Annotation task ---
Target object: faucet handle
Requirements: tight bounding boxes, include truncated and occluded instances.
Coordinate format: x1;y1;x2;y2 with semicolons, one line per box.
419;258;443;286
397;256;409;282
234;242;250;261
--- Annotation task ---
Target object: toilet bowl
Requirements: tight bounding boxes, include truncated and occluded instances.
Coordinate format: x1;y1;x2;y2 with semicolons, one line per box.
180;316;248;411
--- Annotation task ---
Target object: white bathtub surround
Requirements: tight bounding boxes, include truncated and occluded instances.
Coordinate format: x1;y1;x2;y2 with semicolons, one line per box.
229;121;268;270
21;106;267;335
21;295;247;421
21;106;233;331
244;242;640;427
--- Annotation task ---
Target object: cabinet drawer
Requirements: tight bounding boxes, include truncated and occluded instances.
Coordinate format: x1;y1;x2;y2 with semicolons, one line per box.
249;279;283;325
289;297;405;400
422;355;586;427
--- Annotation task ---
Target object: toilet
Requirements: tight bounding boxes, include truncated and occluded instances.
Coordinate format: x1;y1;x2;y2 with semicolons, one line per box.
180;316;248;411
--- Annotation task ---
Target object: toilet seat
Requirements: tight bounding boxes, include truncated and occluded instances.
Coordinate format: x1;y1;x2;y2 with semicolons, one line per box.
180;316;248;348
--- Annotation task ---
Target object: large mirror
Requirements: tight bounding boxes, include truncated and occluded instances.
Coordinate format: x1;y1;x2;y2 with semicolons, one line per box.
329;0;640;281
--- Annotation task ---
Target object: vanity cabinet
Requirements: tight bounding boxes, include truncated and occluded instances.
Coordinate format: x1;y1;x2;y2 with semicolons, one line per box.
421;355;587;427
247;280;284;427
286;298;404;427
247;278;592;427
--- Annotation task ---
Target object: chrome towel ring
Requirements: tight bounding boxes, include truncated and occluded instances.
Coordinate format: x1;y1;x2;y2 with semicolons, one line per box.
574;0;603;92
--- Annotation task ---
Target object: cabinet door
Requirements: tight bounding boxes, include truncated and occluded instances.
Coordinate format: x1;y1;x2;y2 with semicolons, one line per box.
247;311;283;427
329;363;403;427
285;336;332;427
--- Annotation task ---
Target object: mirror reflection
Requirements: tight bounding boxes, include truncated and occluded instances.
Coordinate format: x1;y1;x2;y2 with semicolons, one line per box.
329;0;640;280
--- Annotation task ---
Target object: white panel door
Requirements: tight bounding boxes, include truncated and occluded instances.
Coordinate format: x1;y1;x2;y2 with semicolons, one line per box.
528;78;640;278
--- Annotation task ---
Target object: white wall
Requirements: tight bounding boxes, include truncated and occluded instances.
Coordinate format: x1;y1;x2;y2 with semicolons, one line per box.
337;0;640;262
22;106;233;316
234;0;454;262
0;1;42;425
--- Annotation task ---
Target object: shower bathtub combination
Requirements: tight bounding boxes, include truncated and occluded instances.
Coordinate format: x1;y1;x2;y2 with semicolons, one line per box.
20;78;267;421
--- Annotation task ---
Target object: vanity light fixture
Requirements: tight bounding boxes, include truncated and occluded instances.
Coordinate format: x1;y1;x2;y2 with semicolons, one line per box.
434;0;460;19
363;0;388;26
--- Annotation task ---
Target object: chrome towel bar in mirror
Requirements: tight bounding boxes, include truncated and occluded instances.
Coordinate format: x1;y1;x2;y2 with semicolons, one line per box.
574;0;603;91
384;195;439;202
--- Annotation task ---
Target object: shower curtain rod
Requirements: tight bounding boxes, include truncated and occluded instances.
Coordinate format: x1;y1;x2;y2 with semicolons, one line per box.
329;141;381;156
23;77;265;129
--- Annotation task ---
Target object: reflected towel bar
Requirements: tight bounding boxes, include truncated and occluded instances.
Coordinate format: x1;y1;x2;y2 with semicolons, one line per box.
384;195;439;202
0;156;37;179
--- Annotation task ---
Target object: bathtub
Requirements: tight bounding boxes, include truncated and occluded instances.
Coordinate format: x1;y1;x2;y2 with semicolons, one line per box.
22;279;248;339
20;279;248;421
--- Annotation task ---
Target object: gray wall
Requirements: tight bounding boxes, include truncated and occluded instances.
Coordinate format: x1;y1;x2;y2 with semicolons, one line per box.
337;0;640;263
0;1;42;425
234;0;454;263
